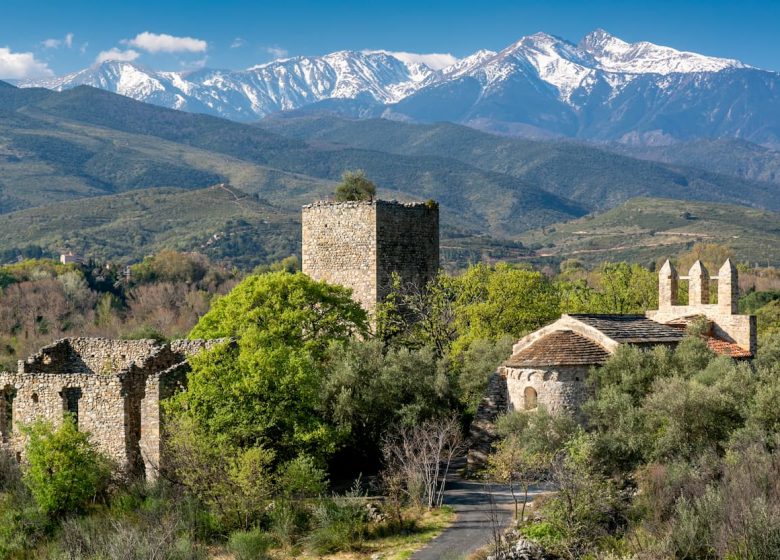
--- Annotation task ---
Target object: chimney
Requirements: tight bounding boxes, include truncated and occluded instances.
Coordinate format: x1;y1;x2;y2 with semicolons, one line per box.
658;260;678;309
688;261;710;305
718;259;739;314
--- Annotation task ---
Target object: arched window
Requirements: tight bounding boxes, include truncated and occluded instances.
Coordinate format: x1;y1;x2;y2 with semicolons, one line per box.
524;386;538;410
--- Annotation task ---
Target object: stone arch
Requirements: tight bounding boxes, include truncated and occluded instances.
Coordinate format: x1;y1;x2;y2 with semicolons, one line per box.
524;386;538;410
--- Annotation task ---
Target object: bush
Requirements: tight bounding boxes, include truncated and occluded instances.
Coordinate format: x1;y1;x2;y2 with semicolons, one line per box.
23;417;111;517
228;528;272;560
306;495;369;553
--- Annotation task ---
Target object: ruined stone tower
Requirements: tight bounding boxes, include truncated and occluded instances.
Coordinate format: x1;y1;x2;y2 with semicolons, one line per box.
301;200;439;315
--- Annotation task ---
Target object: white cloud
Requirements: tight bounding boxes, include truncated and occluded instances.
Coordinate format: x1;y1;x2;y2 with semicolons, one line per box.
0;47;53;79
265;46;288;59
42;33;75;50
180;56;208;70
94;48;140;64
368;50;459;70
80;42;89;55
125;31;207;54
230;37;246;49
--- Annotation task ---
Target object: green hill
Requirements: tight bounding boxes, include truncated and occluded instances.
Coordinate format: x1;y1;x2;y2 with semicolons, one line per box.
519;198;780;267
3;84;780;269
259;116;780;212
0;185;300;269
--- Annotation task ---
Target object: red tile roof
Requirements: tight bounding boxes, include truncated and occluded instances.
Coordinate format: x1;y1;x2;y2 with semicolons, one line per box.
505;330;611;368
705;337;753;358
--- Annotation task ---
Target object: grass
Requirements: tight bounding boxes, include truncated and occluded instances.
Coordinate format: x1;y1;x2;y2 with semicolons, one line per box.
263;506;456;560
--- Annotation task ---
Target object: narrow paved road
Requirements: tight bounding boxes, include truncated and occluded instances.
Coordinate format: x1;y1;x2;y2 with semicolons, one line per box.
411;466;545;560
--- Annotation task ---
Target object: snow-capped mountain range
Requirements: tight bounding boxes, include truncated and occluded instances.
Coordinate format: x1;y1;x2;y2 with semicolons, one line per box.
18;29;780;146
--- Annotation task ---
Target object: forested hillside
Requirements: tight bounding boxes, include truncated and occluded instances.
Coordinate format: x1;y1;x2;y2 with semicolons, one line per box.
2;83;780;269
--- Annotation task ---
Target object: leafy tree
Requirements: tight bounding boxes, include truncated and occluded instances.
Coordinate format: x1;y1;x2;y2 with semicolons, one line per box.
677;242;735;273
190;271;367;357
322;339;453;463
451;263;559;352
164;414;275;530
489;410;577;524
333;170;377;202
22;418;110;517
170;272;368;466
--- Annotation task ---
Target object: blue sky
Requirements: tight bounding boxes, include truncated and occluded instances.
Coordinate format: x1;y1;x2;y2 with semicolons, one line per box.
2;0;779;79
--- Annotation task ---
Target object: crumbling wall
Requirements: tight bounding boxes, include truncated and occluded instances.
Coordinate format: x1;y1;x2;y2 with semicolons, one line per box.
0;337;221;479
467;371;508;473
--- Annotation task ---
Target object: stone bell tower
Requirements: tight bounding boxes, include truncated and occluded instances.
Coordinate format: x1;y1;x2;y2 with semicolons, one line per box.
647;259;756;356
301;200;439;316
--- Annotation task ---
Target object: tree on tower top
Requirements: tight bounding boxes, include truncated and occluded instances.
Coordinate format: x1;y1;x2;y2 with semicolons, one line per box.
334;169;377;202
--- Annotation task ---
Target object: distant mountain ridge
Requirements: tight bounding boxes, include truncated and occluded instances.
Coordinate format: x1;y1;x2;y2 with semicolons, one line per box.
19;30;780;146
1;83;780;266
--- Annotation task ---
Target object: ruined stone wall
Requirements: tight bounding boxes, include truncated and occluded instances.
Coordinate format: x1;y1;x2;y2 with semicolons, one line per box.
19;338;162;375
302;202;378;313
0;370;128;467
504;365;592;418
467;371;508;473
0;337;221;478
376;201;439;303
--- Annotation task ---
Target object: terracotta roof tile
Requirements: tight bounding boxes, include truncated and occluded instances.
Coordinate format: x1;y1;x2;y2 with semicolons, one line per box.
706;337;753;358
505;330;611;368
569;314;686;344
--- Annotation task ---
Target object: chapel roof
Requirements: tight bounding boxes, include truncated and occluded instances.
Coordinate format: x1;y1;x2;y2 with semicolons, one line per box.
505;330;611;368
568;314;686;344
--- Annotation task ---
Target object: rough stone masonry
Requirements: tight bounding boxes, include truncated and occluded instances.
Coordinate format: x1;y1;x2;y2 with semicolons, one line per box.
301;200;440;316
0;337;224;479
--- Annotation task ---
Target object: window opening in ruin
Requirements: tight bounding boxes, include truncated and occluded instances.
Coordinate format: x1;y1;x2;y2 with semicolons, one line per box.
31;393;38;403
524;386;538;410
62;388;83;427
0;385;17;441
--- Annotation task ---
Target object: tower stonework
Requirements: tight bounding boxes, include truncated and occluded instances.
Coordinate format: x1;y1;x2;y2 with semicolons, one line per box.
301;200;439;315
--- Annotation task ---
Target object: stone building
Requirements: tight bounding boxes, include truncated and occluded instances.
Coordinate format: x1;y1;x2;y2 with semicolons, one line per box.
0;337;223;479
469;259;756;467
301;200;439;315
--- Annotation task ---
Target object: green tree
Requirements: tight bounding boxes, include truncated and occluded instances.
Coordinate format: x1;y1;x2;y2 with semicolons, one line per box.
189;271;368;358
333;170;377;202
452;263;559;352
22;417;110;517
171;272;368;465
322;339;453;462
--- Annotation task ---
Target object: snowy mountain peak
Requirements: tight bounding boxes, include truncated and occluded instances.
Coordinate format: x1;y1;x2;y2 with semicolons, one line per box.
17;30;763;124
440;49;497;79
579;28;747;74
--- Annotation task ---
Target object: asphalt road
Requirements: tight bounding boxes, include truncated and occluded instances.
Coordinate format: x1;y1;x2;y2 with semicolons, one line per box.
410;473;544;560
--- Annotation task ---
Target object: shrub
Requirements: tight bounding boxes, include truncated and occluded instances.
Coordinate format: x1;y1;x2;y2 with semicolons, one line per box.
306;495;369;554
228;528;272;560
23;417;111;517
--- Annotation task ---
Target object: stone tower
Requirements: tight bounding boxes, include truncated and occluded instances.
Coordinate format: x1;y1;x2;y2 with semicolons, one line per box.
301;200;439;315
